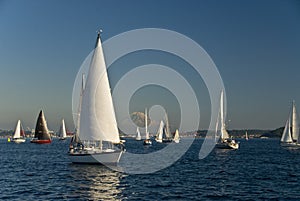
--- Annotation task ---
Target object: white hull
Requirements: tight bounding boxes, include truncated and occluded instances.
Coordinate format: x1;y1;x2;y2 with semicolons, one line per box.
135;137;142;141
156;139;162;143
69;150;122;164
173;139;180;143
281;142;297;147
216;140;239;150
143;139;152;145
12;138;26;143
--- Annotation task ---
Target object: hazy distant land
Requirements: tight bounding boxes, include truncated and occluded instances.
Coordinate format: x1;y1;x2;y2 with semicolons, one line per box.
0;127;283;139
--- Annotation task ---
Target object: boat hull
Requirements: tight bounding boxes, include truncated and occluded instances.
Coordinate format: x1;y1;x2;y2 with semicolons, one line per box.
216;141;239;150
69;150;122;164
280;142;297;147
143;139;152;145
12;138;26;143
30;139;52;144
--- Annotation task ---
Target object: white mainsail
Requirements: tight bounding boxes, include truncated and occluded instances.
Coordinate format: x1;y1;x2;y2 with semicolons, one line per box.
59;119;67;138
79;33;120;143
291;101;299;141
220;90;230;139
173;129;180;142
156;120;164;141
281;117;293;143
164;113;172;139
13;120;21;139
136;127;141;140
145;108;149;140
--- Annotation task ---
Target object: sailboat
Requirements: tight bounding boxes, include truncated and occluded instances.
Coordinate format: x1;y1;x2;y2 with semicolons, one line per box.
30;110;52;144
245;131;249;140
12;120;26;143
135;127;142;141
162;113;173;143
58;119;67;140
155;120;164;143
173;129;180;143
215;91;239;150
143;108;152;145
69;31;124;164
281;101;299;146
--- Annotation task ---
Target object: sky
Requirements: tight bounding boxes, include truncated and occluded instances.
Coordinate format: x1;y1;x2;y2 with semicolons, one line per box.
0;0;299;131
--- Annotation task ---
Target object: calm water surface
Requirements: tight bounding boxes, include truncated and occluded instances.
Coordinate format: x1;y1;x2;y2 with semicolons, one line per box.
0;138;299;200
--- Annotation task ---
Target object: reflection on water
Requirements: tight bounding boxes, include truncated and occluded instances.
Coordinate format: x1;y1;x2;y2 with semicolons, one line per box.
67;164;125;200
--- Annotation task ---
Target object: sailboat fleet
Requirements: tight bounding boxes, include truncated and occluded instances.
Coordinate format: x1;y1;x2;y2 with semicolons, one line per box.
5;30;300;168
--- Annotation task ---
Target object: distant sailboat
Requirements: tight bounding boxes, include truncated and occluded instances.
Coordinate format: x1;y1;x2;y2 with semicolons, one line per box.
173;129;180;143
69;31;124;164
31;110;52;144
58;119;67;140
281;101;299;146
155;120;164;143
162;113;173;143
215;91;239;150
135;127;142;141
143;108;152;145
12;120;26;143
245;131;249;140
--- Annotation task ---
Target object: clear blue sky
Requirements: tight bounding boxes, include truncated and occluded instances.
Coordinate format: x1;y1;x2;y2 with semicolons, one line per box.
0;0;299;131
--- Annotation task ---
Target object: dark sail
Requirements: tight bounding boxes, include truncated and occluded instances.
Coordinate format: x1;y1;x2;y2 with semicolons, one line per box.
34;110;51;140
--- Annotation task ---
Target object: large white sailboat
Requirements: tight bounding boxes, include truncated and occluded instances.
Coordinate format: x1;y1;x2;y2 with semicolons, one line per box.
58;119;67;140
281;101;299;146
215;91;239;150
12;120;26;143
69;31;124;164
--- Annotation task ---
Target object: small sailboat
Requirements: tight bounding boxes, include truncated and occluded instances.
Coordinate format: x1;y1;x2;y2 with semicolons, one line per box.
162;113;173;143
173;129;180;143
30;110;52;144
58;119;67;140
281;101;299;146
69;31;124;164
143;108;152;145
215;91;239;150
135;127;142;141
245;131;249;140
12;120;26;143
155;120;164;143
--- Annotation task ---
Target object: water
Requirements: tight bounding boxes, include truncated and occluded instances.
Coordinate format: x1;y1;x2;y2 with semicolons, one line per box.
1;138;300;200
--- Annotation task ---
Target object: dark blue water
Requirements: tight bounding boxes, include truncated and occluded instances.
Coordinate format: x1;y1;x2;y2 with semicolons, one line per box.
1;138;300;200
